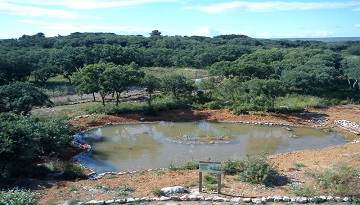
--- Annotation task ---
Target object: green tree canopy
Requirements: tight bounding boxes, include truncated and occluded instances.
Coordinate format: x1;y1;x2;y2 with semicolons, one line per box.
0;82;51;115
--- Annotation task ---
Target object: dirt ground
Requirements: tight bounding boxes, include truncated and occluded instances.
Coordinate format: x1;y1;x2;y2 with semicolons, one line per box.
28;106;360;204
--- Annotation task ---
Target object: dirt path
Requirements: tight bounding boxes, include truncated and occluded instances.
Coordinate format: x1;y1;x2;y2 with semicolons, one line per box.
33;106;360;204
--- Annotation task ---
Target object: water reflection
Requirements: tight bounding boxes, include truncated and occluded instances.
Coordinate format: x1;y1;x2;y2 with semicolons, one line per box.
77;122;346;173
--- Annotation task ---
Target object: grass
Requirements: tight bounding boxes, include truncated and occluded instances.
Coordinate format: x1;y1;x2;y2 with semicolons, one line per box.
276;94;330;111
117;185;134;197
152;187;163;197
0;189;39;205
168;161;199;171
306;163;360;197
143;67;208;79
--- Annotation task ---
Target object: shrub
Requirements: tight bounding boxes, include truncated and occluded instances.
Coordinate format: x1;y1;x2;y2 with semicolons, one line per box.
307;164;360;197
222;160;243;175
152;187;163;197
0;189;38;205
238;155;279;187
63;162;87;180
168;161;199;171
290;184;316;197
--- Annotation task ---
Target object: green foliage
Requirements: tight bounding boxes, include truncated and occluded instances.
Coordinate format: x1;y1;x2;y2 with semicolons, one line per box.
222;160;243;175
0;82;52;115
0;113;73;179
203;174;218;191
0;189;38;205
152;188;164;197
160;74;195;99
238;155;279;187
117;185;134;197
62;162;87;180
306;164;360;197
168;161;199;171
290;184;316;197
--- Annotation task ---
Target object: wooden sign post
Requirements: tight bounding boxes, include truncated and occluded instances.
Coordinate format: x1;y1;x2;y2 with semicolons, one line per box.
199;161;222;194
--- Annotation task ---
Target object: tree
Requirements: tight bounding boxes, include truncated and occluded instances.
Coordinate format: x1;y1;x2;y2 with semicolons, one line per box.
72;63;107;102
99;63;144;106
0;82;51;115
149;30;162;38
160;74;194;99
142;74;160;106
0;113;72;179
342;56;360;89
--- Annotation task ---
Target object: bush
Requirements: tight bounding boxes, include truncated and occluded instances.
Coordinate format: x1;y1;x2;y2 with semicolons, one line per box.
0;189;38;205
168;161;199;171
238;155;279;187
307;164;360;197
222;160;243;175
290;184;316;197
0;114;73;179
63;162;87;180
152;187;164;197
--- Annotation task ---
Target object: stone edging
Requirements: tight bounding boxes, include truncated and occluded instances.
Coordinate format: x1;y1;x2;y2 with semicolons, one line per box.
62;195;357;205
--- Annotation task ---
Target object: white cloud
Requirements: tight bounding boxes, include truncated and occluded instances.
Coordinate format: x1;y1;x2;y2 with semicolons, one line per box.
184;1;360;13
355;24;360;28
19;19;158;37
2;0;178;10
0;2;81;18
192;26;222;37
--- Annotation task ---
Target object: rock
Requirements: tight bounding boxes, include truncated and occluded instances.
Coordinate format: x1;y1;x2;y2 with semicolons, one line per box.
274;196;283;202
114;199;126;204
85;200;104;205
204;197;213;201
159;196;170;201
170;196;180;201
161;186;187;196
213;196;228;202
251;198;262;204
243;198;252;203
266;196;275;202
126;198;135;203
343;197;352;202
296;196;308;203
104;200;114;204
283;196;291;202
335;197;342;202
230;197;242;203
326;196;334;201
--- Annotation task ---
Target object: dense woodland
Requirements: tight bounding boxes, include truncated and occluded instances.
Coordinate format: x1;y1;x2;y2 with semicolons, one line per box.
1;31;360;180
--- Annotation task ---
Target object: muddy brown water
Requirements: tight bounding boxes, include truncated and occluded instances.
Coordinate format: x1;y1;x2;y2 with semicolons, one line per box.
74;122;346;173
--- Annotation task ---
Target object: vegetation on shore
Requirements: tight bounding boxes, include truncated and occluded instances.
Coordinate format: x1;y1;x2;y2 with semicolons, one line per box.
1;32;360;202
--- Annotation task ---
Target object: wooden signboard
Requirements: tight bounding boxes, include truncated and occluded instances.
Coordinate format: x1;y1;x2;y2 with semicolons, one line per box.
198;161;222;193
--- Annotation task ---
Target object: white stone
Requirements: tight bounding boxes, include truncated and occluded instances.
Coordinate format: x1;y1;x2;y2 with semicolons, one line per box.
230;197;242;203
266;196;275;202
104;199;114;204
170;196;180;201
126;198;135;202
114;199;126;204
161;186;187;196
85;200;104;205
252;198;262;204
243;198;252;203
283;196;291;202
296;196;308;203
204;197;213;201
274;196;283;202
159;196;170;201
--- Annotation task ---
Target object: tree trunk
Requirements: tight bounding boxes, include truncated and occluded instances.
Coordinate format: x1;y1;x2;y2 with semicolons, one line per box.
116;92;120;106
101;96;105;106
92;92;96;102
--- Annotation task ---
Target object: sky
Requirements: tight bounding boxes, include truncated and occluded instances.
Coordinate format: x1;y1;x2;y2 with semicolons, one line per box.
1;0;360;39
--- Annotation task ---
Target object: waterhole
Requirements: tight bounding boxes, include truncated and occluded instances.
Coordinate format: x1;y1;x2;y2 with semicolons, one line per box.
75;122;346;173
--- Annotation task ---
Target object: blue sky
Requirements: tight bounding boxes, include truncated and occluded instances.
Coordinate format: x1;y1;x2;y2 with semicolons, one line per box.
1;0;360;39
